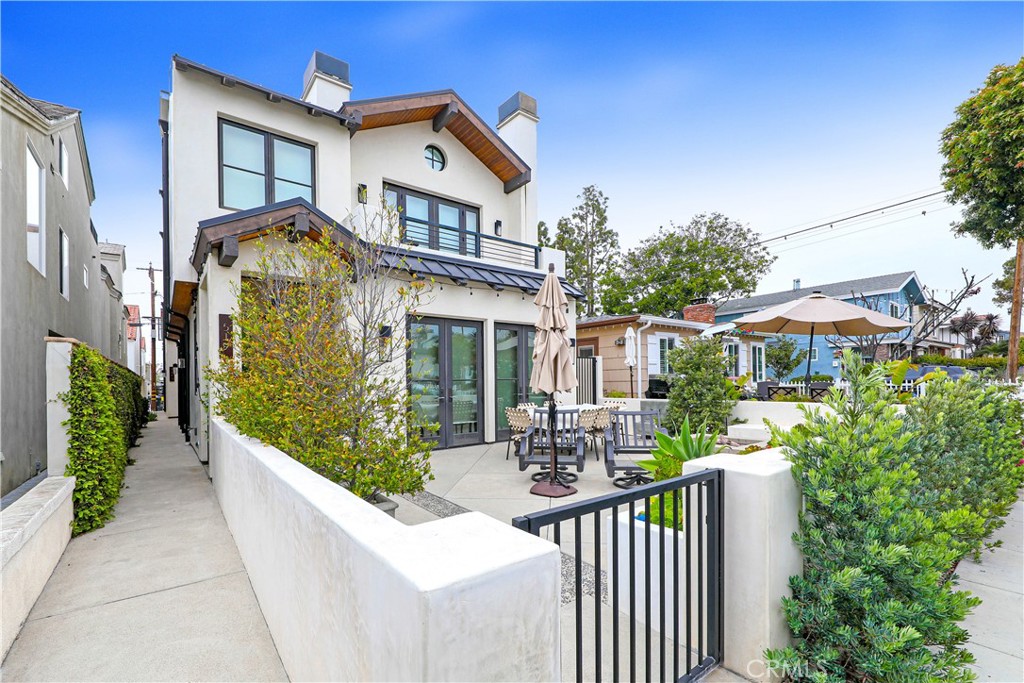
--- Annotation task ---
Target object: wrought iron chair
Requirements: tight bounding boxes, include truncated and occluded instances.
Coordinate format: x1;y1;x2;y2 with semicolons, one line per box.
517;408;586;484
504;406;533;460
603;410;665;489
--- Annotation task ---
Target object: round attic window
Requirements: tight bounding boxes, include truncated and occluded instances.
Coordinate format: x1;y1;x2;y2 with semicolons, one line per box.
424;145;446;171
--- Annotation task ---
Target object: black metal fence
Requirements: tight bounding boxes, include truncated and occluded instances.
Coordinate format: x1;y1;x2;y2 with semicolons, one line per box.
513;470;724;683
577;356;598;404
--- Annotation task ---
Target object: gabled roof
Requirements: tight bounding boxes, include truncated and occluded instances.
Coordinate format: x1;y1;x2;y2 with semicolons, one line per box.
718;272;922;315
341;91;531;193
1;74;96;203
172;55;361;131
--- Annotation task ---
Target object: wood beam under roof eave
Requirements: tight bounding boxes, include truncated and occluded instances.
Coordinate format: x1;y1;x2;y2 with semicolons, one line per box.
432;101;459;132
503;170;531;194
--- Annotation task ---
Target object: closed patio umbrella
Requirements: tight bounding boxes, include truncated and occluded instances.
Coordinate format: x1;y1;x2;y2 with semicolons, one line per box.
530;263;578;498
624;326;637;398
732;292;910;385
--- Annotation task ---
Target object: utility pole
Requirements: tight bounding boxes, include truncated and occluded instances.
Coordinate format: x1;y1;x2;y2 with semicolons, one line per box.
1008;238;1023;383
136;263;162;411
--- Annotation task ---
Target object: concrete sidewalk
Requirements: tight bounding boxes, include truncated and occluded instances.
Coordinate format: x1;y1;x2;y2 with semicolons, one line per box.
961;496;1024;682
1;416;287;682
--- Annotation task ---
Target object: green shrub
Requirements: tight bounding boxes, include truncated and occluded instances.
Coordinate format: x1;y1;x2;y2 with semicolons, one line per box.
62;345;129;534
604;389;628;398
106;363;147;449
765;351;983;682
904;376;1024;559
914;353;1019;369
665;337;735;434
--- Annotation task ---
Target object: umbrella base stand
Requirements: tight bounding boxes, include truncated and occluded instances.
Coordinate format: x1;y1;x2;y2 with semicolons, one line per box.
530;479;577;498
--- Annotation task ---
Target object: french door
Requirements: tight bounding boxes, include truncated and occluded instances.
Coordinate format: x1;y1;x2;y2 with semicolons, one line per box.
408;317;484;448
495;324;546;440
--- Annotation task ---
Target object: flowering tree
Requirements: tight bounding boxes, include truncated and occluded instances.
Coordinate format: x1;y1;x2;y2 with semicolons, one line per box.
208;204;434;500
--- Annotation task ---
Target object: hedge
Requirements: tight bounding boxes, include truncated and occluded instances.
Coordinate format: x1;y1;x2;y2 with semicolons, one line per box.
914;353;1021;369
61;344;146;534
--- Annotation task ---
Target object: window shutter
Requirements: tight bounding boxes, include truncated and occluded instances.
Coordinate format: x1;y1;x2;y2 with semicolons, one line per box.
218;314;233;359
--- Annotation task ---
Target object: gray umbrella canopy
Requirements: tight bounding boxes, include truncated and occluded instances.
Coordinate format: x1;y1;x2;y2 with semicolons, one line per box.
530;265;578;396
732;293;910;336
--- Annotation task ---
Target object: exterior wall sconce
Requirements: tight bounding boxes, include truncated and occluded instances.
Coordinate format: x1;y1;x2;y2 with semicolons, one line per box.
494;220;502;237
357;184;368;204
378;325;393;360
614;336;626;346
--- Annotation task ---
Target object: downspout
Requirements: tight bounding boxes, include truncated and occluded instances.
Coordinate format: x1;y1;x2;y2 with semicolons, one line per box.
636;317;654;400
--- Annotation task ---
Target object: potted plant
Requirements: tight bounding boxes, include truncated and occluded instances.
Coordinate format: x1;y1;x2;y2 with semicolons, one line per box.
606;416;722;627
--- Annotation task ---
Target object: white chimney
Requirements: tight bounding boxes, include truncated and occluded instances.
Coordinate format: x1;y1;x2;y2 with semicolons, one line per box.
793;278;801;291
496;92;539;244
301;51;352;110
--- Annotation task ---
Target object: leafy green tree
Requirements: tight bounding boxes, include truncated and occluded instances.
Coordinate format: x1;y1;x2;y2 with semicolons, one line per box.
992;257;1016;316
941;58;1024;380
664;337;735;433
208;204;434;501
765;352;982;682
552;185;619;316
765;336;808;380
537;220;550;248
602;213;774;316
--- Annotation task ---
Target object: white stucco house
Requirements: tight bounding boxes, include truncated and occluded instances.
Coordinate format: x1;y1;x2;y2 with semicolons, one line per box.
160;51;581;461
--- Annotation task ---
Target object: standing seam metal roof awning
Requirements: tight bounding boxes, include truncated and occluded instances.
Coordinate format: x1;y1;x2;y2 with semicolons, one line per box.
382;250;584;299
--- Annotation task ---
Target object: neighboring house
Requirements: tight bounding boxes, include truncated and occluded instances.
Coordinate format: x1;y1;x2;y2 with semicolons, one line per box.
717;272;936;378
576;302;771;398
160;52;580;461
126;304;150;397
0;75;128;495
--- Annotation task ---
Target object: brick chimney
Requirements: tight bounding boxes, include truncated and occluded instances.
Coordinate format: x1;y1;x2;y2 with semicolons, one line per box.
682;301;717;324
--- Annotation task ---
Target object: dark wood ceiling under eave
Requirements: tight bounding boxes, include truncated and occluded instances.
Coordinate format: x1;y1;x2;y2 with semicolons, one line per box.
341;91;531;191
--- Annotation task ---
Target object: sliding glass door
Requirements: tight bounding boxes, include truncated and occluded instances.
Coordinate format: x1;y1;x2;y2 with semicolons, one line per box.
408;317;484;448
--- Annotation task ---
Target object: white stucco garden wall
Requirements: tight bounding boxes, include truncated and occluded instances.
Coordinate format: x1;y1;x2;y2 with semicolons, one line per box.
0;476;75;659
684;449;802;681
210;418;561;682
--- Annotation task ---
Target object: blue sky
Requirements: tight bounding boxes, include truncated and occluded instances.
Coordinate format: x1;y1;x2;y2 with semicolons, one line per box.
3;2;1021;317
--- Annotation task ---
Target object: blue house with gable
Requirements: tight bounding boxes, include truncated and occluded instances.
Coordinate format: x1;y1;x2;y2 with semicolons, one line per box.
715;272;926;379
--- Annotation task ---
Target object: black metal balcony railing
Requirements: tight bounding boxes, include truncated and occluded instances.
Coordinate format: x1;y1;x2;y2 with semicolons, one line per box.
400;218;540;269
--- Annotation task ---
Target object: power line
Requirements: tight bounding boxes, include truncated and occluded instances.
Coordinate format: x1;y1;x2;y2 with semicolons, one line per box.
771;205;954;255
764;197;947;250
757;185;944;239
758;190;948;246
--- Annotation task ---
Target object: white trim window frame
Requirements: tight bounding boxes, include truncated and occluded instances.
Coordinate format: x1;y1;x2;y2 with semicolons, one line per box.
809;347;819;362
750;343;766;383
59;228;70;299
26;143;46;275
723;340;740;376
83;263;90;289
58;136;69;188
658;335;676;375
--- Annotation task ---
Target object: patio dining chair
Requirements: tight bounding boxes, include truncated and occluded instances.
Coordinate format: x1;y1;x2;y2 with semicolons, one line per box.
603;399;627;412
587;407;611;460
504;406;533;460
518;408;585;483
578;408;600;461
604;409;665;489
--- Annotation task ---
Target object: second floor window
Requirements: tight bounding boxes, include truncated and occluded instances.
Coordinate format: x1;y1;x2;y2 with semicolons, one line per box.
26;144;45;274
385;184;479;257
219;120;314;211
59;229;70;299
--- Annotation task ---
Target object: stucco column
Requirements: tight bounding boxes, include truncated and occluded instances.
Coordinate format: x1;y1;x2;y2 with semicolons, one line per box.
683;449;801;681
45;338;76;477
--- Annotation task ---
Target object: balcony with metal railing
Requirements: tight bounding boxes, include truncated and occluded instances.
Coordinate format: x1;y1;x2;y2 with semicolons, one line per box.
400;216;541;270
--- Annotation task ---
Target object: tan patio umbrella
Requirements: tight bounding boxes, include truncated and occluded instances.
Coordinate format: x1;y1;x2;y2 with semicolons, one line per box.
529;264;578;498
732;292;910;384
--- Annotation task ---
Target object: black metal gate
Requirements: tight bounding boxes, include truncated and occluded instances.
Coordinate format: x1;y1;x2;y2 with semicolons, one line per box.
577;356;598;404
513;470;724;682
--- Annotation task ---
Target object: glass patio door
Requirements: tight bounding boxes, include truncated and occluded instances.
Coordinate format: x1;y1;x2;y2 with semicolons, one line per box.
495;324;545;439
408;317;483;448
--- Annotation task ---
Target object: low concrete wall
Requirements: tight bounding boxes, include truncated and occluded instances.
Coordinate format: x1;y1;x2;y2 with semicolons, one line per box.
684;449;801;681
210;418;561;682
1;476;75;659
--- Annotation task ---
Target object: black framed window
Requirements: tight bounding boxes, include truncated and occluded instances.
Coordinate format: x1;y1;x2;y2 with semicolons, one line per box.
219;119;314;211
384;184;479;257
